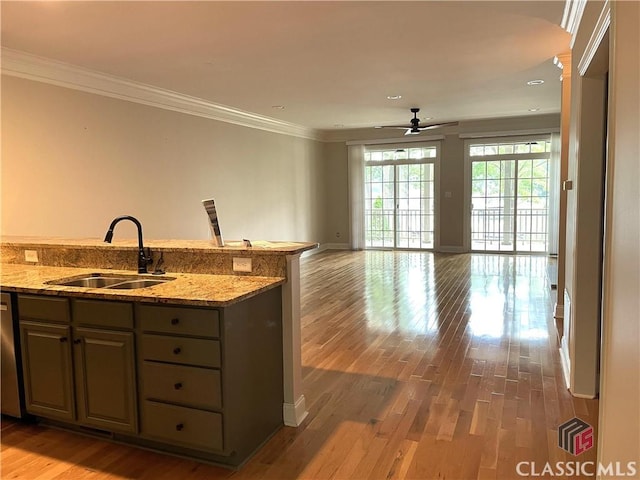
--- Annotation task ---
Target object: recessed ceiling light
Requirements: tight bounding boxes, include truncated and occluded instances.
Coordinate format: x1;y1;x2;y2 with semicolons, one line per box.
386;95;402;100
423;117;433;121
527;80;545;86
528;108;540;112
271;105;285;109
333;124;344;128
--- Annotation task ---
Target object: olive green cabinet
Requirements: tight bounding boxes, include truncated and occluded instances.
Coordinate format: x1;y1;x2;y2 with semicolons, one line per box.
19;295;74;421
136;286;284;466
17;287;283;467
18;295;137;434
20;319;75;421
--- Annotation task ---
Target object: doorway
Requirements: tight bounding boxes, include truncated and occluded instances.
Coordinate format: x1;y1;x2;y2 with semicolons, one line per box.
467;138;553;253
364;144;438;249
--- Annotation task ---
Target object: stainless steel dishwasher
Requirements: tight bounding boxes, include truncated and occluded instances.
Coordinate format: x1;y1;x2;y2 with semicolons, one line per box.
1;292;24;417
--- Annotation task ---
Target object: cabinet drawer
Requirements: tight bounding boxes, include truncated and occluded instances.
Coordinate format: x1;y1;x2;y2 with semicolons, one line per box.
141;401;223;452
141;334;220;368
18;295;69;323
72;299;133;329
136;305;219;338
142;362;221;410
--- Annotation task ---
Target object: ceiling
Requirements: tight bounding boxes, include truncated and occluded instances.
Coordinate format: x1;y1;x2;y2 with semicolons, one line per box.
1;1;570;133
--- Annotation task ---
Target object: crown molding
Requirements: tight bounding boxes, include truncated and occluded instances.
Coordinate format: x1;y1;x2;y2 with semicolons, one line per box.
561;0;587;48
345;134;444;146
577;0;610;77
458;128;560;139
1;48;322;141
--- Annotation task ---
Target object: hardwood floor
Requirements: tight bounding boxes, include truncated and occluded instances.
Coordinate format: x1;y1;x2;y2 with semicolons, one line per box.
1;251;599;479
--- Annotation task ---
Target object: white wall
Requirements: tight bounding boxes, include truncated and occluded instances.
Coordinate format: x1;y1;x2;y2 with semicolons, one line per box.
598;0;640;473
563;0;610;397
1;76;326;243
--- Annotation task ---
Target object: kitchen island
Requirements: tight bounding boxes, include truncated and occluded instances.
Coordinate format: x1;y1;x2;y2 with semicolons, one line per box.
0;236;317;467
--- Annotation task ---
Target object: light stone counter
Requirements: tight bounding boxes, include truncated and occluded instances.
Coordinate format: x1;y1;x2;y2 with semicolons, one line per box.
0;263;284;307
0;236;317;428
1;236;318;277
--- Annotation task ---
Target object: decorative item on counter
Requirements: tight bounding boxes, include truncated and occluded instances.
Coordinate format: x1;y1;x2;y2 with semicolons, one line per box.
243;239;252;248
202;198;224;247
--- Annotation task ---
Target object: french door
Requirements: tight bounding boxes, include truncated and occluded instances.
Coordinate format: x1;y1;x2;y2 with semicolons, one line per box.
468;139;552;253
364;152;436;249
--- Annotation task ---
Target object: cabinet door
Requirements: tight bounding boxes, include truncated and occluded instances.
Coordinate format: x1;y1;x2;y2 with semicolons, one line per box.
20;321;74;421
73;327;137;434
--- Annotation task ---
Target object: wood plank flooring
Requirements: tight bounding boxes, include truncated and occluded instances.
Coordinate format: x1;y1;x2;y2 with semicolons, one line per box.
1;251;599;479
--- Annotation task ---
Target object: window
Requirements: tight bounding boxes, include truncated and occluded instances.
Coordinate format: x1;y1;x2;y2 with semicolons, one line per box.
364;144;438;249
467;138;553;253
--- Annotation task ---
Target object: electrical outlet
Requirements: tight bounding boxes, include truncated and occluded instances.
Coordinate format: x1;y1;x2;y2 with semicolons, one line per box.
25;250;39;263
233;257;252;273
335;232;341;238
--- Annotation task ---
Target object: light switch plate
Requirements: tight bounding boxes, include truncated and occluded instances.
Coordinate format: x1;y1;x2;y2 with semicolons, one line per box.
25;250;39;263
233;257;252;273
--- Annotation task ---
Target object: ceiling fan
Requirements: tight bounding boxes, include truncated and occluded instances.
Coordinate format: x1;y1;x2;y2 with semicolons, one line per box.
376;108;458;135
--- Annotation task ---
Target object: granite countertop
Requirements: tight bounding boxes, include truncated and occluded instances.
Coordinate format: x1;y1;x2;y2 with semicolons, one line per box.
1;236;318;255
0;263;285;307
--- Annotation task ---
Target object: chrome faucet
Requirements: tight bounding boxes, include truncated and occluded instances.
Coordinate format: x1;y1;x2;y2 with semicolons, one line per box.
104;215;152;273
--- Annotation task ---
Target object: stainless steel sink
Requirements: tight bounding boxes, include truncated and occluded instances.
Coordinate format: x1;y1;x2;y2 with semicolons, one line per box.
48;273;175;289
53;276;130;288
106;279;170;289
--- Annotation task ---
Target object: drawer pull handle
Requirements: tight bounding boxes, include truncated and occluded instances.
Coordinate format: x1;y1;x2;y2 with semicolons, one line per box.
60;337;68;343
171;318;180;325
73;339;82;345
174;382;183;390
173;347;182;355
176;423;184;432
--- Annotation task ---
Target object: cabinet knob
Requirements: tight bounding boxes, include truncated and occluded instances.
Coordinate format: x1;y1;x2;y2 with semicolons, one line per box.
174;382;183;390
173;347;181;355
176;423;184;432
73;339;82;345
59;337;68;343
170;318;180;325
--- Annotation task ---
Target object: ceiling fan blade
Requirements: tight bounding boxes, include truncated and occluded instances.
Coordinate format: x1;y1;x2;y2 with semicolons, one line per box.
417;121;459;130
404;129;421;136
375;125;413;129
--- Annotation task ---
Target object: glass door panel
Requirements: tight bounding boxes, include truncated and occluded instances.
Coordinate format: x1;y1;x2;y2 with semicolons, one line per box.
365;165;395;248
365;162;435;249
471;158;549;252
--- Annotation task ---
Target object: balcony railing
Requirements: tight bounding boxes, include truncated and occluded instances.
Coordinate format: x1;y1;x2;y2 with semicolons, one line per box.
471;207;547;251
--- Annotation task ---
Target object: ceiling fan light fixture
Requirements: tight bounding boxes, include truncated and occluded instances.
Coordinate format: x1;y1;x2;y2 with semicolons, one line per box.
375;108;459;133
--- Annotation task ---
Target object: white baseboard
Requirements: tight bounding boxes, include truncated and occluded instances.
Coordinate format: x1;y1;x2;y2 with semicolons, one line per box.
570;391;598;399
554;302;564;319
304;243;350;257
283;395;308;427
437;245;466;253
559;339;571;390
323;242;350;250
